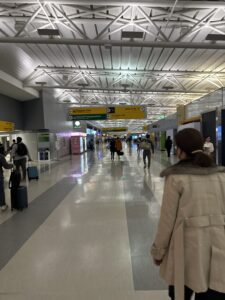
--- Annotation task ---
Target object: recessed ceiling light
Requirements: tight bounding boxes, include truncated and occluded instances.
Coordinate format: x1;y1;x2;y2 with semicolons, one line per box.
38;29;60;36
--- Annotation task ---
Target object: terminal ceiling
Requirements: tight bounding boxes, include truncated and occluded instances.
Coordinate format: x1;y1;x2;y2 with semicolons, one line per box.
1;1;225;130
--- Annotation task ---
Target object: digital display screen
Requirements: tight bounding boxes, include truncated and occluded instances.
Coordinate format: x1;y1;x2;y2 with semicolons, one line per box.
217;126;222;141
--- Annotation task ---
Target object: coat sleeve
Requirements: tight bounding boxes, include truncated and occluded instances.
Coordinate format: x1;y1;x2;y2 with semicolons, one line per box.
0;156;13;170
151;175;181;260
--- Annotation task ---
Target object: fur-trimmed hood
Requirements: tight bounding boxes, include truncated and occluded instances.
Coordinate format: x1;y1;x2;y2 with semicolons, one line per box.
160;160;225;177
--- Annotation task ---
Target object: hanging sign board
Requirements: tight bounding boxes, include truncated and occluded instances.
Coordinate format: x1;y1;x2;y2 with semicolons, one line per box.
102;127;128;132
107;106;146;120
68;106;146;121
0;121;14;132
68;107;107;120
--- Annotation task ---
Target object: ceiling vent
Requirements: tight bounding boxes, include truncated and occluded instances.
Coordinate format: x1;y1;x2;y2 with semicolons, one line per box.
121;83;130;89
63;75;69;81
77;83;89;87
163;86;174;90
37;29;60;36
206;34;225;41
122;31;144;39
35;81;47;85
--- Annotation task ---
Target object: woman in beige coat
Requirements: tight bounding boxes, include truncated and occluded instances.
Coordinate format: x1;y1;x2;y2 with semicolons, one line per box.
151;128;225;300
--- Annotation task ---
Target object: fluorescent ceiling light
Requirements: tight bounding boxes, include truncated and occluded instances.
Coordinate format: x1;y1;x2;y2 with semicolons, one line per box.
37;29;60;36
206;34;225;41
121;31;144;39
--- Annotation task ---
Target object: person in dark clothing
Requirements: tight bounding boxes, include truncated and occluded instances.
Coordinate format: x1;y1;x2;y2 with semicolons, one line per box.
0;145;13;211
11;137;31;180
110;138;116;161
140;134;154;169
165;136;173;157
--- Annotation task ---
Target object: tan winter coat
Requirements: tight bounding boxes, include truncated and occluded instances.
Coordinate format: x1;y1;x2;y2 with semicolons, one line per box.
151;160;225;300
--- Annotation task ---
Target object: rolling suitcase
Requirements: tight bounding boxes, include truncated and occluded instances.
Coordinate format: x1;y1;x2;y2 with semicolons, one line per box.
27;165;39;181
12;186;28;211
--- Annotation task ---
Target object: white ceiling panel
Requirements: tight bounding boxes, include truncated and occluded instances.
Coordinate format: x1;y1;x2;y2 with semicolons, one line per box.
0;1;225;129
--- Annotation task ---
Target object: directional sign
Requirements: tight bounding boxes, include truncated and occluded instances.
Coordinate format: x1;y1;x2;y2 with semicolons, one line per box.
102;127;128;132
0;121;14;132
68;107;107;120
68;106;146;121
107;106;146;120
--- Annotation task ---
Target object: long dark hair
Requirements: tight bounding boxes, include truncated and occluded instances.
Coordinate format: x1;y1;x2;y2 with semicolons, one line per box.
175;128;214;167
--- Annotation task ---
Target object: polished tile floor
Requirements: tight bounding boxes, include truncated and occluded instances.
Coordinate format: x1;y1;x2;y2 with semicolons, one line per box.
0;145;175;300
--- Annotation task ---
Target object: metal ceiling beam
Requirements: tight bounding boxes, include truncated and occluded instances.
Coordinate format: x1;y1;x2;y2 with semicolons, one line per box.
25;85;206;93
0;1;224;9
3;17;225;29
35;66;225;76
1;37;225;50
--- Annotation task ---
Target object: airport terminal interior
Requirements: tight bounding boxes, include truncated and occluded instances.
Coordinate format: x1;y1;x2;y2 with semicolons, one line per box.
1;1;225;299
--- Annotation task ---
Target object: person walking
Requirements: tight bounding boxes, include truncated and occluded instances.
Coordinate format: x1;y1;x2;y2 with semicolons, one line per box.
0;144;13;211
11;137;32;180
165;136;173;158
151;128;225;300
115;137;122;159
109;138;116;161
137;137;141;155
140;134;154;169
203;136;214;157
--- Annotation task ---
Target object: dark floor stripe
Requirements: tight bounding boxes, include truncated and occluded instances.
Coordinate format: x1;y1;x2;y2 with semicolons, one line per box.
124;157;166;291
0;154;95;271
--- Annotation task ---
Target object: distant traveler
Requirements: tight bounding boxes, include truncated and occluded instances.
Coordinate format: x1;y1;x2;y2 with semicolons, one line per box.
0;144;13;211
115;137;122;159
11;137;32;180
9;139;16;151
110;138;116;161
203;136;214;156
140;134;154;169
151;128;225;300
165;136;173;157
137;137;141;155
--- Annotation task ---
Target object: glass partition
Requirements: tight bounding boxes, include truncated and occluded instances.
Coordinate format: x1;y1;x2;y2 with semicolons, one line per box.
186;88;223;119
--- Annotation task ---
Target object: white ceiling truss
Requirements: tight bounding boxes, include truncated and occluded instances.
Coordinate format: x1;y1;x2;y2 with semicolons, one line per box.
1;1;225;129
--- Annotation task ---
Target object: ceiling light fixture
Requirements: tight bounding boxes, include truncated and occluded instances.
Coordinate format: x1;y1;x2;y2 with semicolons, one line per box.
205;34;225;41
121;31;144;39
37;29;60;36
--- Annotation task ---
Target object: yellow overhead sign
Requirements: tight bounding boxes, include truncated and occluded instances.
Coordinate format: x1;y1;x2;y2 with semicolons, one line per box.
102;127;128;132
69;107;107;115
108;106;146;120
143;125;148;131
0;121;14;132
177;105;186;125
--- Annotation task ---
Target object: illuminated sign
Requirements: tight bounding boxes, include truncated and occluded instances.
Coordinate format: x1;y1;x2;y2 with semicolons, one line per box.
0;121;14;132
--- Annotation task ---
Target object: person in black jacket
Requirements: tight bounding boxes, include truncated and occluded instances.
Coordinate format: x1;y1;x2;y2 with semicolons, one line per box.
165;136;173;158
110;138;116;161
0;144;13;211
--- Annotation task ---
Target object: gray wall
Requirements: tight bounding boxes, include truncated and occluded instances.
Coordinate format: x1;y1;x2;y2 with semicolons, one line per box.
0;93;23;129
149;117;177;133
22;98;45;130
42;89;72;132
